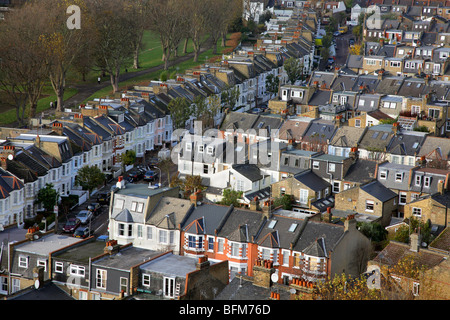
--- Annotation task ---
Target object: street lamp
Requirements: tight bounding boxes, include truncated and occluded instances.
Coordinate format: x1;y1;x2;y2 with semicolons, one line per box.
153;166;162;186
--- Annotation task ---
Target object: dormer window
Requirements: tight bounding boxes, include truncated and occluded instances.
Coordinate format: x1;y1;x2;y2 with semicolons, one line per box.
198;145;204;153
424;176;431;187
415;175;422;186
185;143;192;152
395;172;403;182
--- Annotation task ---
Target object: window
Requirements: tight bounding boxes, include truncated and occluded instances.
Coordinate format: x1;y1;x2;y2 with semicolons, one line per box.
164;277;175;298
55;262;64;274
355;119;361;127
399;192;407;205
329;163;336;172
207;146;214;155
333;182;340;193
137;225;143;238
198;145;204;153
96;269;107;289
115;199;124;210
413;282;420;296
412;207;422;217
299;189;309;204
203;164;209;174
236;180;245;192
118;223;125;236
37;259;47;272
231;243;240;257
208;237;214;251
19;256;28;269
395;172;403;182
188;235;197;248
282;250;290;266
142;274;151;287
159;230;168;244
185;143;191;152
415;175;422;186
147;226;153;240
424;176;431;188
366;200;374;212
70;265;85;277
120;277;128;294
428;109;440;119
217;238;224;253
380;170;387;179
313;161;319;169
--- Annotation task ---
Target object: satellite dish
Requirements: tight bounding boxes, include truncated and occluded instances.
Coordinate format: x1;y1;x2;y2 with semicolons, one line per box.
34;280;40;289
289;288;296;294
7;154;13;160
271;273;279;283
33;234;40;240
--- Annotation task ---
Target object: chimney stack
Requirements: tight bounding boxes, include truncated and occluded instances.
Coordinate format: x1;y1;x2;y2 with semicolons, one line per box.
190;190;203;207
196;256;210;270
116;176;126;189
392;122;399;135
104;240;120;255
344;214;357;232
409;231;421;252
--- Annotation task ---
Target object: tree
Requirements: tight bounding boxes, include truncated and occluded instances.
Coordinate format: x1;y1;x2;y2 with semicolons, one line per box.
182;175;204;198
167;97;192;130
36;183;59;212
75;165;106;198
185;0;208;62
90;0;137;93
158;158;175;186
313;273;384;300
219;189;243;207
221;85;240;110
283;57;303;85
0;1;49;123
273;194;293;210
39;0;95;112
128;0;152;69
394;217;433;245
122;150;136;166
148;0;188;70
358;222;387;243
265;74;280;97
349;44;363;55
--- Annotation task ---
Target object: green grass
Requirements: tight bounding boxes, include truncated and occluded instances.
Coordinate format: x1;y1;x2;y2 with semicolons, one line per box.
0;31;227;125
83;36;227;103
0;87;78;126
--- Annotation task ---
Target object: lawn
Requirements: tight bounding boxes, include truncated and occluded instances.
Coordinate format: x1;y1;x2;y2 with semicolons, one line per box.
83;35;228;103
0;31;230;125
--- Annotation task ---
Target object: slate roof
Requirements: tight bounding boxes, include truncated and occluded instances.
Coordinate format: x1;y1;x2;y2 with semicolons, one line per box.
146;197;193;229
386;131;428;156
232;163;263;182
219;111;259;132
293;170;331;191
344;159;378;184
360;180;397;202
277;119;312;141
359;124;395;152
302;119;337;142
329;126;366;148
181;203;232;236
417;136;450;160
216;208;266;243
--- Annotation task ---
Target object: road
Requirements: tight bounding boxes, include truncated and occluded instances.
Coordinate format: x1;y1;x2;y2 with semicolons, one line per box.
334;28;354;68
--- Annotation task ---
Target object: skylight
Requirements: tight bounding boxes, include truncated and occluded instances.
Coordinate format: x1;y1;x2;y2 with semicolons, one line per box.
268;220;277;229
288;223;298;232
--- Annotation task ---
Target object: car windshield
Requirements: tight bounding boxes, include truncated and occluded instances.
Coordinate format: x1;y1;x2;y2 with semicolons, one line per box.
78;212;87;217
66;220;77;226
74;229;84;235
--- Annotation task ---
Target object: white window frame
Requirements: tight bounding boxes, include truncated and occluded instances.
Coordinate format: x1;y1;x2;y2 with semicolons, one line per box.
424;176;431;188
18;256;28;269
380;170;387;179
299;189;309;204
37;259;47;272
70;264;86;277
412;207;422;217
55;261;64;274
365;200;374;212
96;269;107;290
142;274;151;288
399;192;407;205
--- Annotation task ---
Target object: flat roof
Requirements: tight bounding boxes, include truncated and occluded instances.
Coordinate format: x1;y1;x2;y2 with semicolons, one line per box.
115;183;174;198
15;234;82;256
93;246;161;271
53;239;107;264
140;253;201;278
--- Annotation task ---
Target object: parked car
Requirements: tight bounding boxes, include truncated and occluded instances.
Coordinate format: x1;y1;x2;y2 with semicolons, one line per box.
144;170;158;181
333;31;340;37
349;38;355;46
327;58;335;65
128;169;144;181
76;210;93;225
63;218;81;233
73;226;90;239
87;202;102;216
96;192;111;205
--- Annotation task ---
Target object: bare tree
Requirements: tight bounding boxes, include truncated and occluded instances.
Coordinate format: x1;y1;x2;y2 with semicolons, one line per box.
0;1;49;124
148;0;188;70
39;0;95;111
89;0;137;93
128;0;152;70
